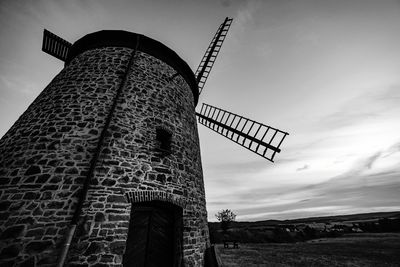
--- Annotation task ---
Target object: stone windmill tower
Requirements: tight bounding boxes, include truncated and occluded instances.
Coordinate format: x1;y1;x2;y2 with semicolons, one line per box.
0;18;288;266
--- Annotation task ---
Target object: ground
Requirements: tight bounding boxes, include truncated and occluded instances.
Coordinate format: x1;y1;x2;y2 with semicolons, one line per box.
215;233;400;267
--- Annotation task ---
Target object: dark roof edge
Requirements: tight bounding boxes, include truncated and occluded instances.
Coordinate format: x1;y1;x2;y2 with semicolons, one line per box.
65;30;199;105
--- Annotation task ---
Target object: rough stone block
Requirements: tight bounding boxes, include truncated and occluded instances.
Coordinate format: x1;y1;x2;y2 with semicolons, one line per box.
20;256;36;267
83;242;105;256
24;166;41;176
0;225;25;239
108;214;129;221
0;244;21;259
25;240;53;254
106;195;126;203
109;241;126;255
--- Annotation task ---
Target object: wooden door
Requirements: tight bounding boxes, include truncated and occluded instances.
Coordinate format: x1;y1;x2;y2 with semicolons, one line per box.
123;201;182;267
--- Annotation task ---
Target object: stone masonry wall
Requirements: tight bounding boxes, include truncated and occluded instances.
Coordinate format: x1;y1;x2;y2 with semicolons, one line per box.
0;45;209;266
0;46;131;266
68;48;209;266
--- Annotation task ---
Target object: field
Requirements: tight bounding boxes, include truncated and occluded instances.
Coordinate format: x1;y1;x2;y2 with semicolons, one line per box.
215;233;400;266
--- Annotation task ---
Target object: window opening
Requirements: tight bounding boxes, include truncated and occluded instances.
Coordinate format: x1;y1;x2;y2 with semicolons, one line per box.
156;128;172;155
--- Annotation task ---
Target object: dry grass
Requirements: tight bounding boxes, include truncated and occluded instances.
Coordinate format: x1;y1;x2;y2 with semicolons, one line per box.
215;233;400;267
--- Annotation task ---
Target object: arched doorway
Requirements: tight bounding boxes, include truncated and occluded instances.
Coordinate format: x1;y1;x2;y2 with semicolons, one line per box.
123;201;183;267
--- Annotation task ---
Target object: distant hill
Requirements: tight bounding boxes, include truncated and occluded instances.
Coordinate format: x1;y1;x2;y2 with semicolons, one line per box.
208;211;400;243
209;211;400;228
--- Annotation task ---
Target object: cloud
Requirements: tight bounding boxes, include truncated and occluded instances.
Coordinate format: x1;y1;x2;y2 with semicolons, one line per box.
360;152;381;170
0;75;39;97
322;110;378;129
319;85;400;129
296;164;309;171
207;157;280;177
376;85;400;104
231;0;261;37
384;141;400;158
320;143;399;186
208;141;400;221
219;0;233;7
230;168;400;221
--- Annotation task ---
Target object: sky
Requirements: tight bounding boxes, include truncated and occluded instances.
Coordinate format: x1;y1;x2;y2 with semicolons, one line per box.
0;0;399;221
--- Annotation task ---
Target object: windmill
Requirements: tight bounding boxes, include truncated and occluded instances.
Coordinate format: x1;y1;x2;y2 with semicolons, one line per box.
0;17;289;267
41;21;289;266
42;17;288;163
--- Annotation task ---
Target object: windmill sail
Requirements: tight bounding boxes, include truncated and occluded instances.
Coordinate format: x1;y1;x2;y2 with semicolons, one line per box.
195;17;233;95
196;103;289;162
42;29;72;61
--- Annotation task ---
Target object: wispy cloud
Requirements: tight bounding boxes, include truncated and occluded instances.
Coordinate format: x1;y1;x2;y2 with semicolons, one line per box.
357;152;381;171
233;170;400;221
208;158;272;174
296;164;309;171
208;140;400;221
230;0;261;40
219;0;233;8
319;85;400;129
384;141;400;158
0;75;39;97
